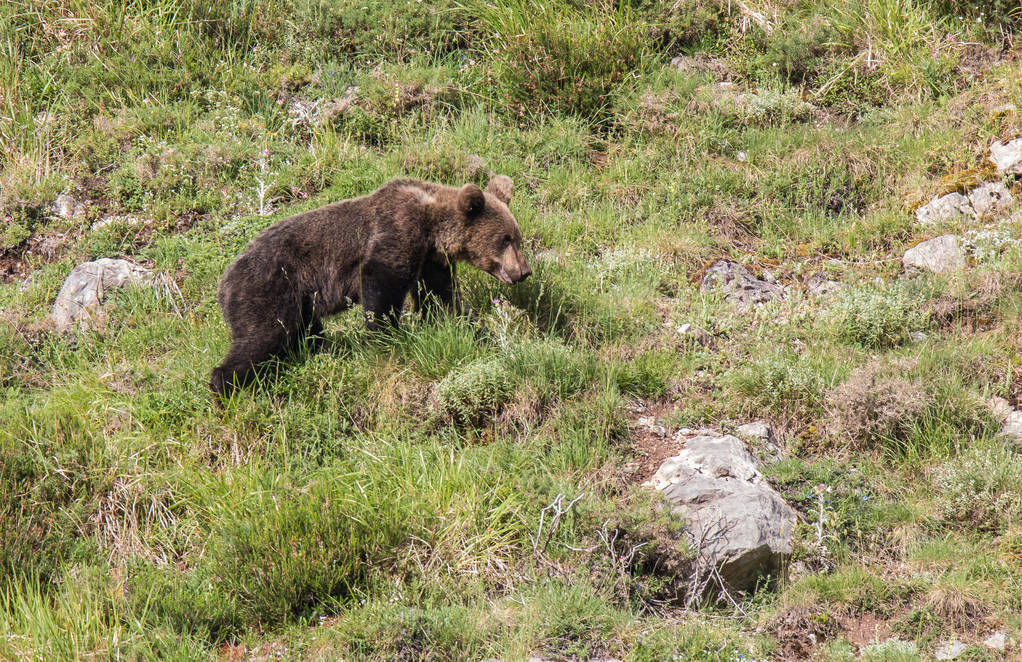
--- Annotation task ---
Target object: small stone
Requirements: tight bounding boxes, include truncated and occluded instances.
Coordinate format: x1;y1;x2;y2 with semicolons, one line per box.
915;192;975;226
934;639;967;660
911;331;926;342
990;137;1022;175
983;631;1008;651
903;235;967;274
736;151;747;162
677;322;692;334
968;181;1014;217
51;193;85;220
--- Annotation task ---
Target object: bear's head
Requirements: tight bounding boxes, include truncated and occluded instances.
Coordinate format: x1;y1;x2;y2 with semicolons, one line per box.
456;175;531;284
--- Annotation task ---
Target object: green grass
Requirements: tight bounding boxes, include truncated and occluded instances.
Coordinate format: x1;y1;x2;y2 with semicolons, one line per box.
3;0;1022;658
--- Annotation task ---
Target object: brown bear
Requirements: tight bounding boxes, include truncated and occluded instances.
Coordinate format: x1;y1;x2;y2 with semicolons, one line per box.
210;175;531;398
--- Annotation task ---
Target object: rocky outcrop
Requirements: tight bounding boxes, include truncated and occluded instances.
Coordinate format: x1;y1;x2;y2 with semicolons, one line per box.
700;260;786;310
643;432;796;591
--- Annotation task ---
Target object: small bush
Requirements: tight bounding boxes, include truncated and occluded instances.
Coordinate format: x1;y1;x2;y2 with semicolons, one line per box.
828;358;931;446
468;0;650;123
509;338;596;404
435;357;516;425
727;352;827;419
934;445;1022;532
827;283;929;349
613;349;675;399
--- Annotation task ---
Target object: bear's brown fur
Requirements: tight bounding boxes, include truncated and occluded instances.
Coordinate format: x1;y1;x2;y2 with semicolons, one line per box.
210;175;530;398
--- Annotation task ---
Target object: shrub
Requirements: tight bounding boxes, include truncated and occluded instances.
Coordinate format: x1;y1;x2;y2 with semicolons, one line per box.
727;352;827;419
467;0;650;123
827;358;930;446
509;338;596;404
827;283;929;349
613;349;675;399
934;446;1022;532
435;357;515;425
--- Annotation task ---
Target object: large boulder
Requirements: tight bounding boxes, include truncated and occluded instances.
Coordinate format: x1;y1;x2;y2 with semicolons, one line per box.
51;258;153;331
903;235;967;274
643;433;796;591
700;260;786;310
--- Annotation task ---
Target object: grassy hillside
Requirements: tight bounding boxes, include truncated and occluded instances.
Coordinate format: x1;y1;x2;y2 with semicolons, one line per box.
3;0;1022;659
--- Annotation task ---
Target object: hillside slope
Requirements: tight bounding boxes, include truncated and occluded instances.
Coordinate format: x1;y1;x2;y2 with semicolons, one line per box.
3;1;1022;660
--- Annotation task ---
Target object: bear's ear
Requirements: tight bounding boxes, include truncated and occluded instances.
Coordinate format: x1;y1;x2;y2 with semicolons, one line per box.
486;175;513;205
458;183;486;219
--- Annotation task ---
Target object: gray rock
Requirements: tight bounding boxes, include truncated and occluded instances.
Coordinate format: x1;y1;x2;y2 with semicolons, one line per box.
983;631;1008;650
51;258;152;331
968;181;1013;217
915;192;975;226
990;137;1022;175
736;420;781;462
987;396;1022;441
903;235;967;273
806;273;841;297
934;639;967;660
317;86;360;126
643;434;796;591
700;260;786;310
736;421;774;444
1002;410;1022;441
51;193;85;220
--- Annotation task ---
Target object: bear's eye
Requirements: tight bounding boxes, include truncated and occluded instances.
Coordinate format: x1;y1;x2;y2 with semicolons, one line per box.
502;234;512;246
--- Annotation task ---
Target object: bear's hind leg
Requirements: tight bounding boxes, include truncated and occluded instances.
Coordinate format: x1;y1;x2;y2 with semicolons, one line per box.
210;329;291;400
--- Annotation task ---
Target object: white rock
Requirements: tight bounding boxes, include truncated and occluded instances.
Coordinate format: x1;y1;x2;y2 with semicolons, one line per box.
915;192;975;226
990;138;1022;175
968;181;1013;217
51;258;153;331
51;193;85;220
935;639;967;660
903;235;967;273
983;631;1008;650
737;421;775;444
643;434;796;591
1002;411;1022;441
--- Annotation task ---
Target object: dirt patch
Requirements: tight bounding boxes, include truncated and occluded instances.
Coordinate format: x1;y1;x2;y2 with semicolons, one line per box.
627;402;716;484
0;230;71;283
839;611;893;648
